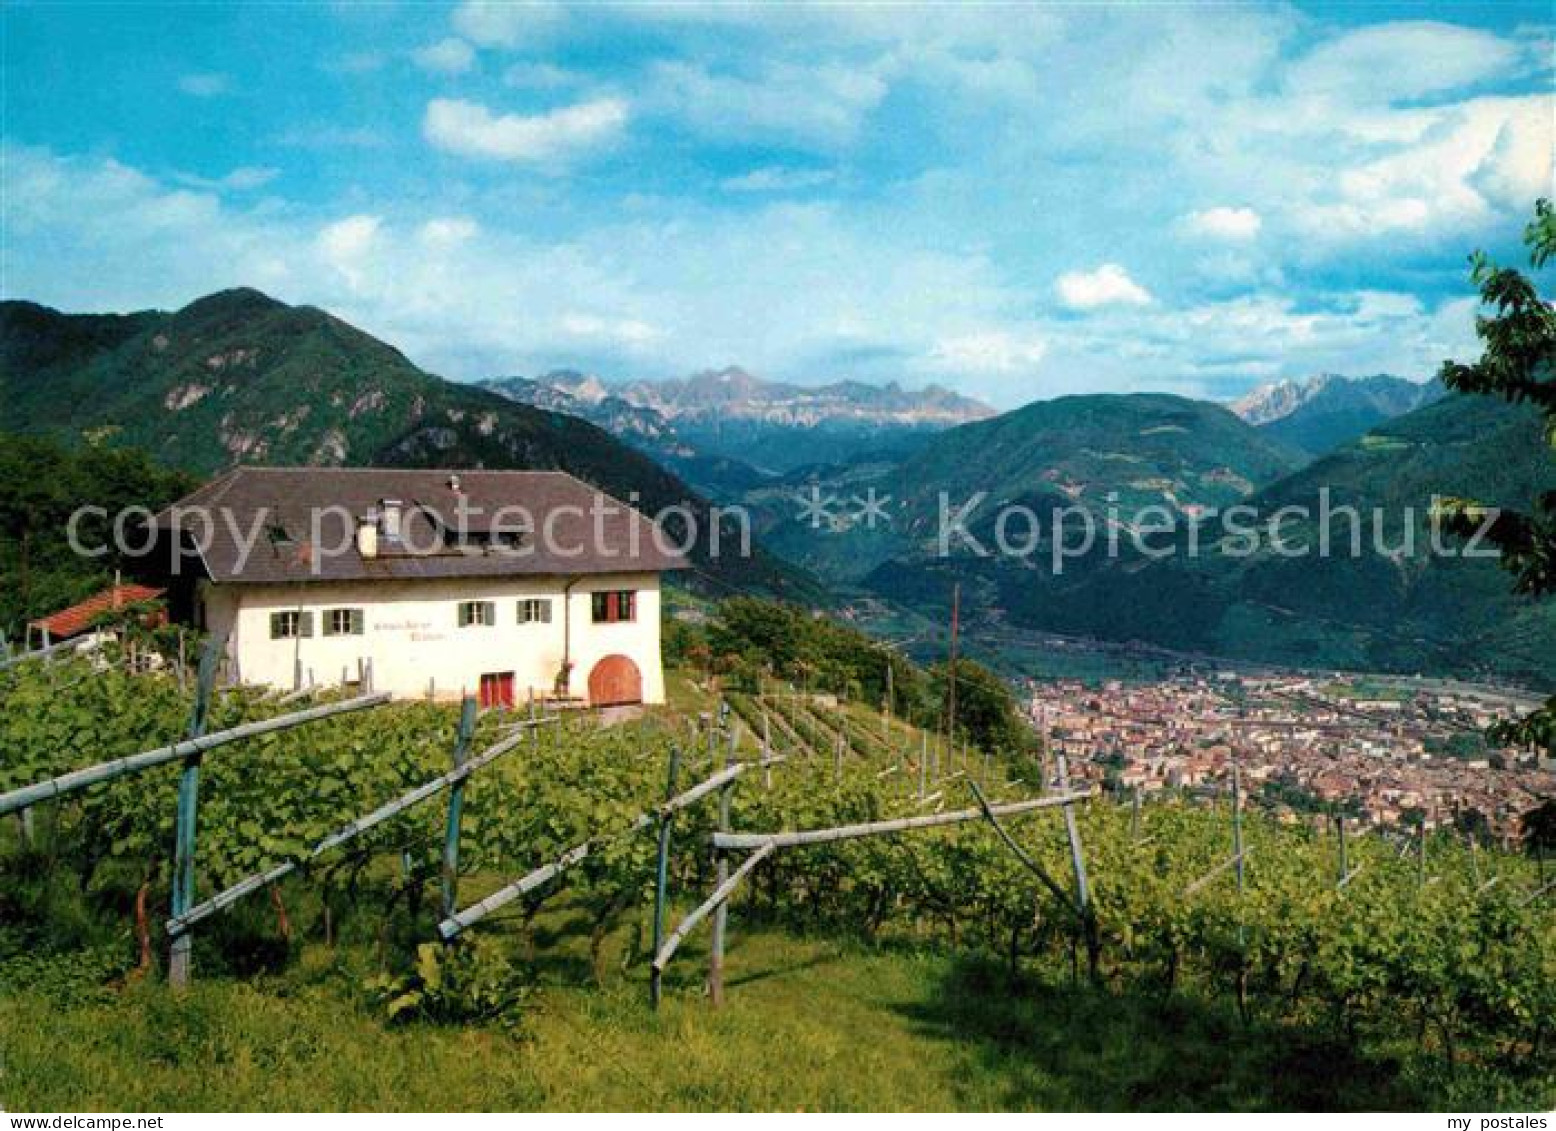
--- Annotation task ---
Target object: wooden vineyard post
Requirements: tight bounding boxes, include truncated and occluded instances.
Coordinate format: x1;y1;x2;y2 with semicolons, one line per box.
169;635;221;989
1231;764;1250;1020
1232;764;1248;980
883;659;893;744
650;744;683;1009
1055;754;1098;982
1418;811;1428;887
441;696;478;922
833;730;843;784
1337;814;1348;887
919;732;928;800
1131;786;1142;841
709;728;735;1006
762;712;773;791
1232;767;1245;901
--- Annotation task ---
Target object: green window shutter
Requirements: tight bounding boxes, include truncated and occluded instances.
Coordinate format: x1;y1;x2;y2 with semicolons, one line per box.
482;601;496;626
351;609;364;635
540;599;552;624
458;603;470;627
299;611;314;638
270;612;286;639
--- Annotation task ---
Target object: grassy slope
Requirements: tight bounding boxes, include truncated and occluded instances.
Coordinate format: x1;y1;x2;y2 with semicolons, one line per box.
6;802;1549;1116
3;916;1467;1112
2;672;1549;1112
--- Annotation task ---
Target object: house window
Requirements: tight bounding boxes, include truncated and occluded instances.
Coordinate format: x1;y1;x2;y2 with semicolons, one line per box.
517;598;553;625
324;607;365;637
270;610;313;639
458;600;497;628
591;590;636;624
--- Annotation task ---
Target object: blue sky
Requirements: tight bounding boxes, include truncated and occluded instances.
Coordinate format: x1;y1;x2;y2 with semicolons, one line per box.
2;1;1551;407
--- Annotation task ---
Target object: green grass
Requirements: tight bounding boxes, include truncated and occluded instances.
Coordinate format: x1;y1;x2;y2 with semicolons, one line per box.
2;904;1541;1112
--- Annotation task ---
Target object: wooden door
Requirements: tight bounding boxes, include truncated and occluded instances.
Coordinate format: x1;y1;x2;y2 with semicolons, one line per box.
479;671;515;709
587;654;642;706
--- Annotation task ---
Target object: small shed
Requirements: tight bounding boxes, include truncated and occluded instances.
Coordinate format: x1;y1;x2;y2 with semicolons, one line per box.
27;583;166;648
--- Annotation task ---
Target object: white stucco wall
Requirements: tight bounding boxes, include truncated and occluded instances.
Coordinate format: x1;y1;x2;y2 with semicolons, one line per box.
197;573;666;704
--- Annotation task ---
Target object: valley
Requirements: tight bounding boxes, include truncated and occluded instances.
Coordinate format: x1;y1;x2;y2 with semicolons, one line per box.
4;289;1552;691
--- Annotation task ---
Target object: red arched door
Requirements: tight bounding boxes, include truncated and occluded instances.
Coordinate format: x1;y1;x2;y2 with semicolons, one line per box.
588;654;642;706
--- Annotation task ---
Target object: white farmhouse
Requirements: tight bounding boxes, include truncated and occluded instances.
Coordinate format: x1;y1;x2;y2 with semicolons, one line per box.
153;468;688;706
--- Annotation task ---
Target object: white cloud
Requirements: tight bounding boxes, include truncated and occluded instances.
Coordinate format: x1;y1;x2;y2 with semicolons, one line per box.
1056;264;1153;310
317;215;381;287
452;0;564;47
1181;206;1262;242
333;51;387;75
173;166;280;193
560;313;664;348
646;60;889;148
927;330;1048;375
422;97;627;163
419;217;480;247
1292;95;1552;241
721;167;836;194
413;37;476;75
275;125;388;150
178;72;230;97
1286;21;1523;104
504;62;583;89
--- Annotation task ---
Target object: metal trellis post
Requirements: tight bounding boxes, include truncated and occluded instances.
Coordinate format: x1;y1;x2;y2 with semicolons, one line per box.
441;695;478;921
169;634;223;989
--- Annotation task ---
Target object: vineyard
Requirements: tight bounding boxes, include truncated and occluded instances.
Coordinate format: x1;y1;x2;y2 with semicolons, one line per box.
1;645;1553;1111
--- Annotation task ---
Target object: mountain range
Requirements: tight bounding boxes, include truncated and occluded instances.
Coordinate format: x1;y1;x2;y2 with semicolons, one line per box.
479;368;994;478
1231;373;1443;458
3;287;1546;684
739;392;1308;585
0;289;823;603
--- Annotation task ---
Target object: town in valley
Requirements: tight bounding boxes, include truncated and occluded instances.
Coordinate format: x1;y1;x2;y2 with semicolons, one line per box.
1031;668;1554;844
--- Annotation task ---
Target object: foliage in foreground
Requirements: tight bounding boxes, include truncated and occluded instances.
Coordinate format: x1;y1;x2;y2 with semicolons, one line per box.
1438;198;1556;753
1;655;1552;1109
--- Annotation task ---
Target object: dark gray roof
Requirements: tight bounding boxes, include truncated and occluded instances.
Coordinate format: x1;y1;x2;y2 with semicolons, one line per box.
155;467;690;585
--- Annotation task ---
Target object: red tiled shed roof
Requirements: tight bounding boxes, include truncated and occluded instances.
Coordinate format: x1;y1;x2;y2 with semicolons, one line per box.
29;584;165;641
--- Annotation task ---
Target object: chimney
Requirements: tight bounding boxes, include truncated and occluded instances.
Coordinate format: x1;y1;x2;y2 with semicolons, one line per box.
357;512;379;559
380;498;402;541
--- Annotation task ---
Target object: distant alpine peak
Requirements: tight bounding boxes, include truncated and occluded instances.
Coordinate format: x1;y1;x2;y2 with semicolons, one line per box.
501;367;996;428
1230;372;1432;426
